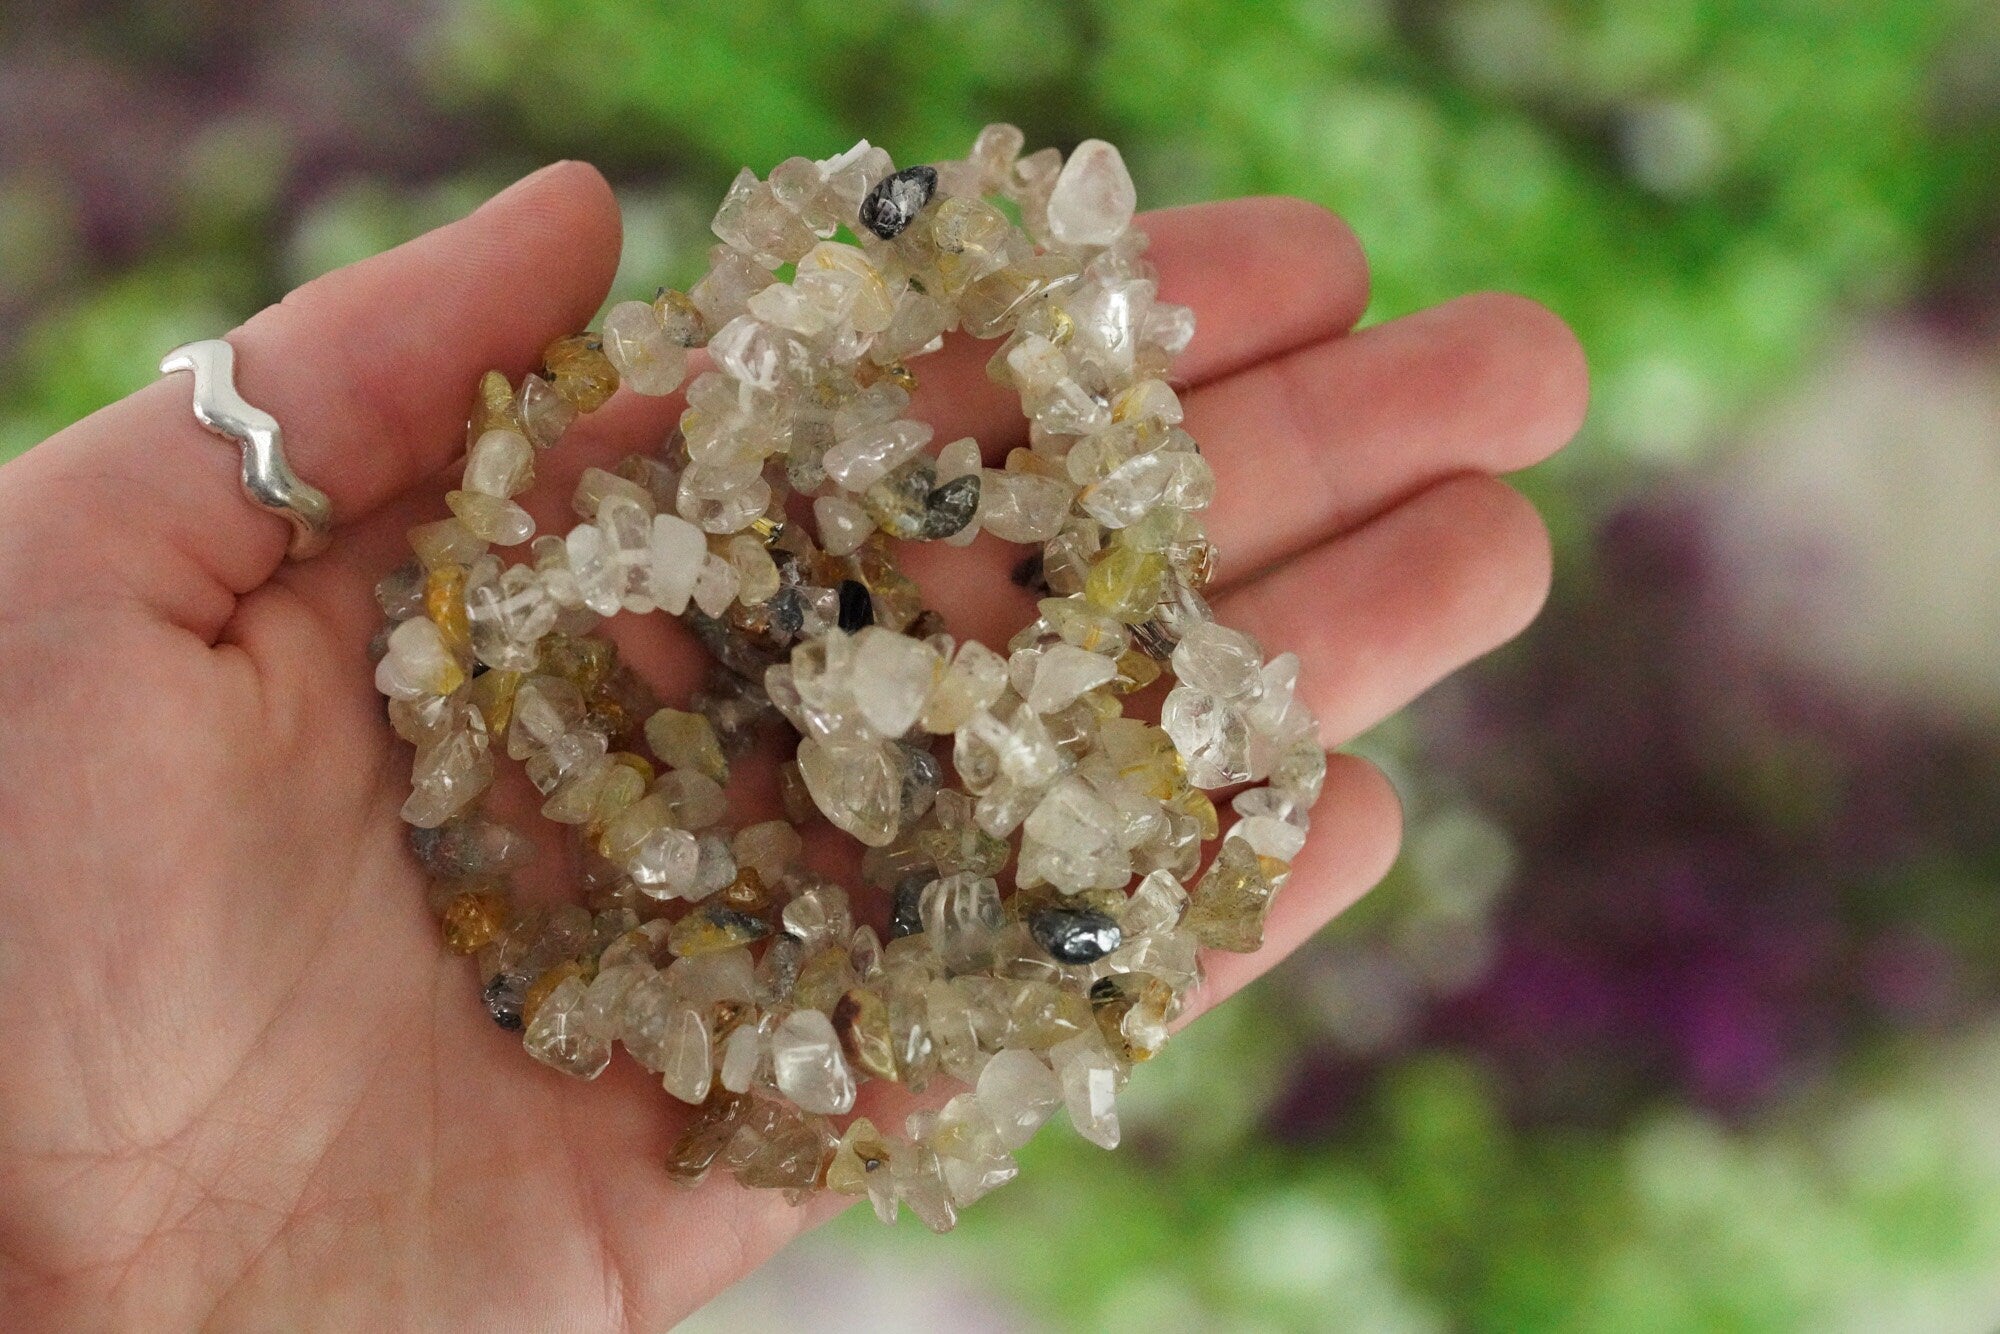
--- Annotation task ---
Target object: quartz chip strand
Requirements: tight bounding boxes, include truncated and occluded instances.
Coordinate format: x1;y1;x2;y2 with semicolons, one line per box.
383;126;1326;1232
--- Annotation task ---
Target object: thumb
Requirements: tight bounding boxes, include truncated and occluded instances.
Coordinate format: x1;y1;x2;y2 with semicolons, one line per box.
0;161;623;640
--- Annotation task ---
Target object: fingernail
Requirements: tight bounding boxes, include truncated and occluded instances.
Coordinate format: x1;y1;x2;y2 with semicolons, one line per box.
483;160;574;212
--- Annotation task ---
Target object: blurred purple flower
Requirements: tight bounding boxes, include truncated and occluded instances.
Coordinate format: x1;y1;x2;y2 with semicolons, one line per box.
1276;487;2000;1135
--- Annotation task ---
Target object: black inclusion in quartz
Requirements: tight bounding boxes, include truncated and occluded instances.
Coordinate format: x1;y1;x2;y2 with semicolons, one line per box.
858;165;939;240
1011;550;1048;594
837;578;874;632
768;585;807;637
1029;908;1124;965
483;974;526;1030
890;875;931;939
918;473;981;540
407;823;446;873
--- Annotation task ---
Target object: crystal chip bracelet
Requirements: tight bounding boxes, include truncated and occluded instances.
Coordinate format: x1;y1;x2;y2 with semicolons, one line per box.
374;127;1324;1231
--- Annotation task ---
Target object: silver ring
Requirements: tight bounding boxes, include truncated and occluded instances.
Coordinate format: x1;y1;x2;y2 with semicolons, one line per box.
160;338;332;561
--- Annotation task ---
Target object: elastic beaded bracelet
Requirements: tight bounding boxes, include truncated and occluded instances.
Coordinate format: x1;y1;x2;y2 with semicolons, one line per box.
372;127;1324;1231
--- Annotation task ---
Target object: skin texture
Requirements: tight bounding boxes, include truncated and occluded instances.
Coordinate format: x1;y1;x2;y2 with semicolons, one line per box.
0;162;1586;1331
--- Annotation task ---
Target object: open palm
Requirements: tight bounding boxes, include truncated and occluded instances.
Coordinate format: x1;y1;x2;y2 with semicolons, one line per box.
0;162;1584;1330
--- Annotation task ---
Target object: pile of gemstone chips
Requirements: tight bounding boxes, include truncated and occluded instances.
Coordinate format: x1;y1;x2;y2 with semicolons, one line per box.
372;128;1324;1230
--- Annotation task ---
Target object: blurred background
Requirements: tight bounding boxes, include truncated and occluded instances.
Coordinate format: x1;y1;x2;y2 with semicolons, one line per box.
7;1;2000;1328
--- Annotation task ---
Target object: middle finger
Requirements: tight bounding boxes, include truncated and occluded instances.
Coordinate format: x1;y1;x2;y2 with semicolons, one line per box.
1189;290;1587;583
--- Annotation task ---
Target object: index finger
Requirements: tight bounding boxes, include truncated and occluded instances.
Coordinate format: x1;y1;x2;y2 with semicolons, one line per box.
559;194;1371;468
908;194;1373;450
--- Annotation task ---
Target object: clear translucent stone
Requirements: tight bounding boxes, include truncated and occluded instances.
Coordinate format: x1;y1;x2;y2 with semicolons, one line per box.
834;380;909;437
1143;301;1196;355
507;675;583;759
970;122;1026;191
601;798;701;897
732;819;801;884
463;427;534;497
565;522;623;616
1023;777;1118;857
1229;814;1307;863
727;534;780;604
691;551;742;617
598;493;657;613
921;640;1009;734
975;1048;1062;1151
1064;276;1152;383
656;769;728;829
1272;736;1329;806
1026;642;1117;714
1160;686;1253;789
1010;146;1062;238
573;467;654;520
678;471;772;535
688;246;774;330
645;513;707;615
1119;869;1188;938
720;1018;768;1093
666;947;757;1012
707;314;810;393
852;629;938;738
602;299;689;396
529;535;582;608
830;243;907;328
919;872;1004;972
771;1008;856;1114
447;490;534;545
892;1140;958;1234
523;977;611;1080
1247;652;1306;731
796;736;902;847
402;716;492;828
515;373;576;449
1076;451;1171;528
375;616;463;701
824;419;933;492
658;1006;713;1104
1233;785;1310;827
1049;1032;1121;1148
614;971;680;1070
990;703;1068;789
746;280;840;338
874;289;951;362
813;494;873;556
1172;621;1265;702
1244;655;1318;779
712;166;818;268
976;469;1074;543
579;961;650;1038
691;832;738;898
933;1093;1019;1206
779;879;853;952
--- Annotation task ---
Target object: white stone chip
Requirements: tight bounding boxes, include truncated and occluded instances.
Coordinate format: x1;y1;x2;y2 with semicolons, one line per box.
1045;139;1137;247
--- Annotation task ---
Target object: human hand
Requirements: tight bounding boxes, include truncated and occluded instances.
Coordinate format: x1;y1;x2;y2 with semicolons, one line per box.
0;161;1584;1329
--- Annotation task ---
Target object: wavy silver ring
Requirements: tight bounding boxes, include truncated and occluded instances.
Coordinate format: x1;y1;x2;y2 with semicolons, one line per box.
160;338;333;561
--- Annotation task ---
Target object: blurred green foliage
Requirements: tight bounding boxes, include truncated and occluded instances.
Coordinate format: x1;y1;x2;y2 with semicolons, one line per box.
7;1;1997;487
896;1031;2000;1332
436;0;2000;479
